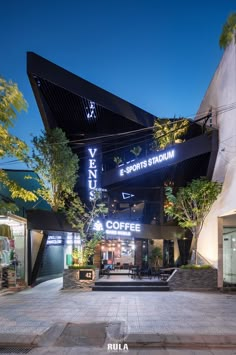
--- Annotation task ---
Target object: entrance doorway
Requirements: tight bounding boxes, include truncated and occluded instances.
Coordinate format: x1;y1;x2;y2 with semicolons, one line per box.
223;227;236;286
101;239;135;269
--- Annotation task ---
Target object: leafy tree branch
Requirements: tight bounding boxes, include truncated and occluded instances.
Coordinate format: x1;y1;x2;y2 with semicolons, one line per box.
0;77;38;210
165;178;222;264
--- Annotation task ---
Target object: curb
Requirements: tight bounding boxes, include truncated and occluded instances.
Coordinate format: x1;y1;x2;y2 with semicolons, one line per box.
126;333;236;348
1;331;236;350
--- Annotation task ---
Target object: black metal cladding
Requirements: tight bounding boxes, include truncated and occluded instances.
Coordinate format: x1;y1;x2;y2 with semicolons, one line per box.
33;75;146;150
27;52;155;138
27;52;218;213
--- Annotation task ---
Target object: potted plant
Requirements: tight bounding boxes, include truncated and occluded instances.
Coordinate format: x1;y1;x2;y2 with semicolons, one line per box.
63;192;107;289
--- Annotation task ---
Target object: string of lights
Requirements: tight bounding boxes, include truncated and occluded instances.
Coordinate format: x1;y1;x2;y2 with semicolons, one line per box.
1;100;236;167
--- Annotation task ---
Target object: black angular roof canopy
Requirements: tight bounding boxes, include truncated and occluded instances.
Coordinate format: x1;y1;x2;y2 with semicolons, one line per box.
27;52;156;140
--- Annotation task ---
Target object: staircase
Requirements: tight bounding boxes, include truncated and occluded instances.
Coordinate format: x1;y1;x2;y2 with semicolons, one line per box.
92;279;170;292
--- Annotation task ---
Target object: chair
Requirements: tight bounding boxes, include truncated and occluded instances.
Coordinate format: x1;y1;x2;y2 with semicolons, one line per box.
150;267;160;278
115;262;121;270
132;266;141;279
102;265;111;278
140;267;152;279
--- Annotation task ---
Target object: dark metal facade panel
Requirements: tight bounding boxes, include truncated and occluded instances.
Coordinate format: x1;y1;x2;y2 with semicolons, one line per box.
27;52;156;131
27;210;77;232
102;132;217;187
34;77;144;137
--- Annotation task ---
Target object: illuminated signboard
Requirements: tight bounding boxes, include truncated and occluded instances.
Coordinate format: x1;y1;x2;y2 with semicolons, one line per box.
86;101;96;119
79;270;93;280
46;235;63;245
119;149;175;176
66;233;81;245
88;147;98;200
93;220;141;237
122;192;135;200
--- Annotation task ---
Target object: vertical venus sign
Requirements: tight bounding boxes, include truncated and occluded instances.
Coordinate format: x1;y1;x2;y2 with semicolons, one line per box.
87;147;101;200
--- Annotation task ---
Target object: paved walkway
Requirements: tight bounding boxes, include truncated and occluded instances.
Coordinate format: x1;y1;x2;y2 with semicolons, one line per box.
0;278;236;354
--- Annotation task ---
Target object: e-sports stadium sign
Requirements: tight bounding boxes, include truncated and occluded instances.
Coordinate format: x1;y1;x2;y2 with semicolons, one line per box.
119;149;175;177
93;220;141;237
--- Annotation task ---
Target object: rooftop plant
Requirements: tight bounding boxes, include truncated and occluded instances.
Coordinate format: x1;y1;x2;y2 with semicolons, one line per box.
153;118;189;150
219;13;236;49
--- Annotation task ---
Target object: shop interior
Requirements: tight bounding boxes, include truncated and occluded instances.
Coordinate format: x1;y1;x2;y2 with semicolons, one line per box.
0;215;26;289
101;238;135;270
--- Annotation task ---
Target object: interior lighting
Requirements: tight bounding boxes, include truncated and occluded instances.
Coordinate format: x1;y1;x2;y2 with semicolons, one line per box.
0;218;24;227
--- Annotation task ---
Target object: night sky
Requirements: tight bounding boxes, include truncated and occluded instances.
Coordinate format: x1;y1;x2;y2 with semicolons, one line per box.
1;0;235;169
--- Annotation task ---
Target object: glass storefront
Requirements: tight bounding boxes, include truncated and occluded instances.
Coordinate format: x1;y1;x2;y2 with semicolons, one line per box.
101;239;135;269
0;215;27;289
223;227;236;286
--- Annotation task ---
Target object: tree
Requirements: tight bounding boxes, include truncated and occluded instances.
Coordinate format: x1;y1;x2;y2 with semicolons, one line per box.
219;13;236;50
66;192;107;266
164;178;222;265
0;77;37;212
153;118;189;150
30;128;79;211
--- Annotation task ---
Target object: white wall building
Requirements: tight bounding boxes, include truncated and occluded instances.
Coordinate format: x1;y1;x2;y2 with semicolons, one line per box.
195;37;236;287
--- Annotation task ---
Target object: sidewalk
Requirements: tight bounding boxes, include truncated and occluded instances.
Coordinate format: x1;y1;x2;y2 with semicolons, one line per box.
0;278;235;354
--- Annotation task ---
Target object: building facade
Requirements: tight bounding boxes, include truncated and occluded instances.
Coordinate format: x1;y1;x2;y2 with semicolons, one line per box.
27;52;218;283
194;39;236;288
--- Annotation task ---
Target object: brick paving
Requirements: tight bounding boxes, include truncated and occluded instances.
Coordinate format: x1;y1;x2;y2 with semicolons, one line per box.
0;278;236;354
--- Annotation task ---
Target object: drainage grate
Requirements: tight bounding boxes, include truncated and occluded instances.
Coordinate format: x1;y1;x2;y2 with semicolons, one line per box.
0;346;34;354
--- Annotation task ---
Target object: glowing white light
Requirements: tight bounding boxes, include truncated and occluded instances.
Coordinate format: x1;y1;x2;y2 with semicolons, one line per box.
93;220;141;236
86;101;96;119
88;148;98;200
122;192;135;199
93;221;103;231
47;236;63;245
119;149;175;176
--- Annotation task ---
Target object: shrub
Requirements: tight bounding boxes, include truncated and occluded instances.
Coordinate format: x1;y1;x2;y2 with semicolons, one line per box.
180;264;213;270
68;265;96;270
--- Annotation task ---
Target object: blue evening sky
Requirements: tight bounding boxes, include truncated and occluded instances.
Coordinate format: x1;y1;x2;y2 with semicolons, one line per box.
1;0;235;169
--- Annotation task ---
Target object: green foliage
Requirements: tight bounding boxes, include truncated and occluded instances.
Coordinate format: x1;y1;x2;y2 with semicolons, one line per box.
68;265;96;269
165;177;222;264
0;77;27;128
113;156;122;166
130;146;142;157
153;118;189;150
219;13;236;49
0;77;38;207
0;200;18;215
30;128;79;211
180;264;213;270
66;191;107;266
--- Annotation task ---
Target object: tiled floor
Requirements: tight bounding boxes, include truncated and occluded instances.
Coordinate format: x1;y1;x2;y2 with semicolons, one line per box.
0;277;235;338
0;279;236;353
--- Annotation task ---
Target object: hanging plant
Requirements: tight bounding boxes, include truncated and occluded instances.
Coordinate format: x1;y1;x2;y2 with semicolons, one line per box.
130;146;142;158
113;156;122;166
